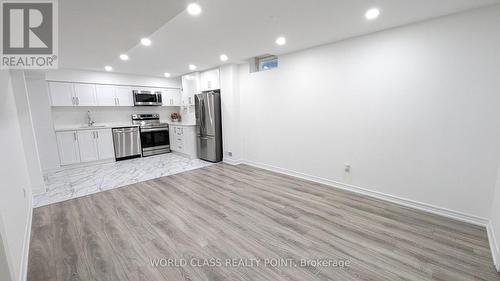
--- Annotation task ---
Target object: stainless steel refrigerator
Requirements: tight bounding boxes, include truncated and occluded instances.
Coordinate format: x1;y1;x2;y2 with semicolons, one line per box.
195;90;223;162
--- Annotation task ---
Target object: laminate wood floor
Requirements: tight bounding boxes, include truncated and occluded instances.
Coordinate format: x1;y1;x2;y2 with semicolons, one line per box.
28;164;500;281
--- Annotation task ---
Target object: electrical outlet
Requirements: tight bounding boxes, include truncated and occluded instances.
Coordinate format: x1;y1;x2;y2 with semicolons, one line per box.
227;151;233;157
344;164;351;173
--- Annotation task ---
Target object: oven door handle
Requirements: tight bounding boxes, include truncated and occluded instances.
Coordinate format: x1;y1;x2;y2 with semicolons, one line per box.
141;128;169;133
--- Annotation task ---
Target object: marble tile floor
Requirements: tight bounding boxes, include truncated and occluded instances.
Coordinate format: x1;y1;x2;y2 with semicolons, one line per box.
34;153;213;207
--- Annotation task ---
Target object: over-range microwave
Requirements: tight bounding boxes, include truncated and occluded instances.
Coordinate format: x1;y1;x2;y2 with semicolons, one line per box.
133;90;162;106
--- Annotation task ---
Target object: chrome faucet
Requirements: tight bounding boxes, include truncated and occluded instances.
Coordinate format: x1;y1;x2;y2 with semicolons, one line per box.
87;110;95;127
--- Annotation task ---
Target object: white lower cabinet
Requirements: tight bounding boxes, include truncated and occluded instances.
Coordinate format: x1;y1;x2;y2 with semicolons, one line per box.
57;129;115;166
96;129;115;159
170;125;197;158
77;131;99;162
56;131;81;165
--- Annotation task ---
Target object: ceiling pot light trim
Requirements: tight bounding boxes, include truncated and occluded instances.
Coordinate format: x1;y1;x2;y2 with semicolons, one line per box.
275;36;287;46
365;8;381;20
187;3;202;16
140;38;152;46
104;65;113;71
119;54;129;61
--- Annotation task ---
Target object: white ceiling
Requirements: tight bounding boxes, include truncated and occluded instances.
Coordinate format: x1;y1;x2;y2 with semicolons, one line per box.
59;0;500;78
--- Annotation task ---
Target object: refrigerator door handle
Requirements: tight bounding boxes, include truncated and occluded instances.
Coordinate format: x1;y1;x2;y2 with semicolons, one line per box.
200;99;206;134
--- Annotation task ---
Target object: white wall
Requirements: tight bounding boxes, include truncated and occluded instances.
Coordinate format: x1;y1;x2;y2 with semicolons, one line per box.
45;68;181;88
237;7;500;220
25;72;61;172
9;71;45;195
0;218;13;281
220;65;241;163
0;70;34;281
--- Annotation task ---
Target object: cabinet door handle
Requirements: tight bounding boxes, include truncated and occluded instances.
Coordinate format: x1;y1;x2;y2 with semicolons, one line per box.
117;98;120;106
72;97;76;105
74;132;77;141
76;97;80;105
96;131;99;138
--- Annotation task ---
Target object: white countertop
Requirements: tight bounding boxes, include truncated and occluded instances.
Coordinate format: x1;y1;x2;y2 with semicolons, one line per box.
54;123;139;132
167;122;197;127
54;121;196;132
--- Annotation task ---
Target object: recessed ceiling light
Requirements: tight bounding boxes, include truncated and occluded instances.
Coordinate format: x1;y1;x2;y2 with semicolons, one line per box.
164;72;171;78
104;65;113;72
140;38;151;46
189;64;197;71
119;54;129;61
365;8;380;20
187;3;202;16
220;54;228;62
275;36;286;46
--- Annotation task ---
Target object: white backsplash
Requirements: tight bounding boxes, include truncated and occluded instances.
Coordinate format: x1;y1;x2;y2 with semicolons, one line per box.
52;106;179;127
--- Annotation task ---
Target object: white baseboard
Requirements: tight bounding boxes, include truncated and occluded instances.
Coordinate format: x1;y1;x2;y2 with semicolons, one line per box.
19;190;33;281
240;159;489;226
223;158;242;165
497;251;500;272
31;184;46;196
488;222;500;272
240;159;500;269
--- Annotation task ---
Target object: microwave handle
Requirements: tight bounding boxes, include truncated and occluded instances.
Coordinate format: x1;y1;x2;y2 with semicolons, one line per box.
157;93;162;103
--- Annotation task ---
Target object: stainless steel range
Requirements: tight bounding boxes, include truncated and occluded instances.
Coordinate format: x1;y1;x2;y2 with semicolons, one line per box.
132;114;170;157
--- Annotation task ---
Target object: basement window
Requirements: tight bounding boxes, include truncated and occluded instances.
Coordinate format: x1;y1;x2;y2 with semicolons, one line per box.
250;54;278;73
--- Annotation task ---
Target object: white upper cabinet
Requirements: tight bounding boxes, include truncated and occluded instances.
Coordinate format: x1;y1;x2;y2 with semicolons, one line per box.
73;83;97;106
162;88;182;107
96;85;134;106
49;82;75;106
200;69;220;91
95;85;116;106
114;86;134;106
50;81;175;108
182;73;199;106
